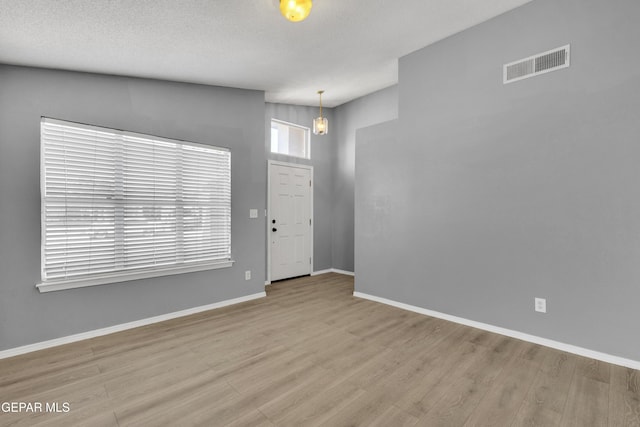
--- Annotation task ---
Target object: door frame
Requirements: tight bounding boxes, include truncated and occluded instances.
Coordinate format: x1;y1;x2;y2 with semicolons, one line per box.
267;160;314;284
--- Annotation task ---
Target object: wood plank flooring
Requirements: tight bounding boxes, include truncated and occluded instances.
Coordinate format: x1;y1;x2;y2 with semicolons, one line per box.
1;273;638;426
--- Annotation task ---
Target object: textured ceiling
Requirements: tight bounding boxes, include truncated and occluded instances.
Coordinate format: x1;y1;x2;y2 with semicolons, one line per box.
0;0;531;107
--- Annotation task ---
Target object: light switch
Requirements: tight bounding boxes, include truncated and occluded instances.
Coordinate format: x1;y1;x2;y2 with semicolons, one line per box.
249;209;258;219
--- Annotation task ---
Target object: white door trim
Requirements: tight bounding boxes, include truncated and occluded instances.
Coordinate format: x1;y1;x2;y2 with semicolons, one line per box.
267;160;314;283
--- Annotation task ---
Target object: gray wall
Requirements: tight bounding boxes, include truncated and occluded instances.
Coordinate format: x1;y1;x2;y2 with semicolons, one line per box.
332;86;398;271
265;103;336;272
355;120;399;289
0;65;266;351
355;0;640;360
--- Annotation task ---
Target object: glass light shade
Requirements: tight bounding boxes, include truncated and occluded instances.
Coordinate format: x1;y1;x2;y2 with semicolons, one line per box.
313;116;328;135
280;0;312;22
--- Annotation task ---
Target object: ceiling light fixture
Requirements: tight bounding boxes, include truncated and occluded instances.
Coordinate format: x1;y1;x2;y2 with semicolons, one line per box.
313;90;328;136
280;0;313;23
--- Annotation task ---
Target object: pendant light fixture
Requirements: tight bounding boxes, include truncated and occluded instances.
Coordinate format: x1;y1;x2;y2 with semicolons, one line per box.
280;0;313;23
313;90;328;135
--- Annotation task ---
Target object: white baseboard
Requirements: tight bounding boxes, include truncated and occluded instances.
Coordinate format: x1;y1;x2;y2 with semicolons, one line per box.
312;268;355;277
353;291;640;371
311;269;332;276
332;269;355;276
0;292;267;360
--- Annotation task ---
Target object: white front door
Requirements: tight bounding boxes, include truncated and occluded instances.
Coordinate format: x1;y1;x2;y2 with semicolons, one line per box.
269;162;312;281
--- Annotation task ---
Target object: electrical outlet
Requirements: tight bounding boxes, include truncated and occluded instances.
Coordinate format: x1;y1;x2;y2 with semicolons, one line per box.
535;297;547;313
245;270;251;281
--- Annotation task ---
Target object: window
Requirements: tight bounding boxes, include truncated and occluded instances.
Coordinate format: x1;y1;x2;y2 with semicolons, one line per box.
270;119;310;159
38;118;232;292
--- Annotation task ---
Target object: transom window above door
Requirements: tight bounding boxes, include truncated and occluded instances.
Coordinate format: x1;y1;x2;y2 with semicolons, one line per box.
270;119;310;159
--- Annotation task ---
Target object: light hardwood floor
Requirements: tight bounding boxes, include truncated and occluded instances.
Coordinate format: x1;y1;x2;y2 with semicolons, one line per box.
1;273;639;426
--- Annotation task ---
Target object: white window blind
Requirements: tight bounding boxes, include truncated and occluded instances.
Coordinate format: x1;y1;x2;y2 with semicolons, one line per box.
38;118;232;292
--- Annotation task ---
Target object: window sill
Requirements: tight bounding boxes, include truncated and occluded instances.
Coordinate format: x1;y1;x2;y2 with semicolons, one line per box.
36;260;234;293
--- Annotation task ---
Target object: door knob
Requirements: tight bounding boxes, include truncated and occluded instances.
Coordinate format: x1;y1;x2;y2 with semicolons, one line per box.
272;219;276;224
272;227;277;232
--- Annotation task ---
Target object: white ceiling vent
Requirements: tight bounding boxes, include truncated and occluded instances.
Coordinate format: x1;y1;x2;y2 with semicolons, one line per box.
503;45;570;84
